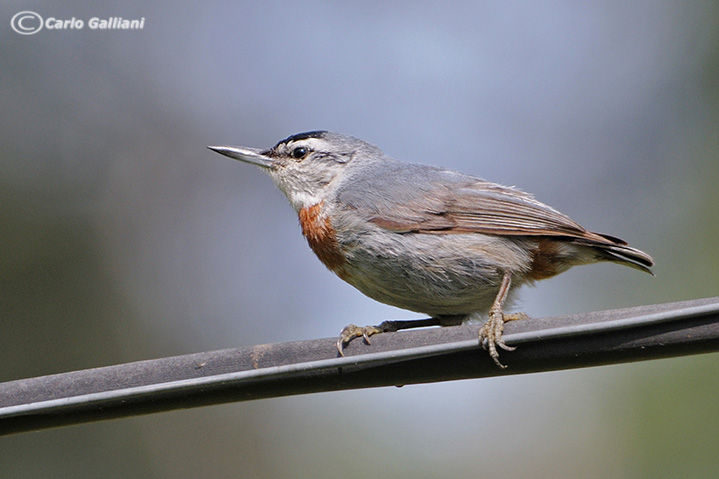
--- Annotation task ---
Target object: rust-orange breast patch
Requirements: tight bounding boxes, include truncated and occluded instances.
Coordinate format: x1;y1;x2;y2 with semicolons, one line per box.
298;201;346;274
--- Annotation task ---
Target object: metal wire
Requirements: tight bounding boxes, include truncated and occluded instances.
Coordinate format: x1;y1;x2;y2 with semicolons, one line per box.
1;300;717;427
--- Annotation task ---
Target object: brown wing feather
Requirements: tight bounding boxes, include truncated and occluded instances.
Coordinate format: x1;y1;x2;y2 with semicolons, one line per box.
337;164;653;271
361;178;654;270
366;180;594;238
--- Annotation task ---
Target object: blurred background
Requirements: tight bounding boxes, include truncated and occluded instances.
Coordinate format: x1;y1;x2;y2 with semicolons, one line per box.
1;1;718;477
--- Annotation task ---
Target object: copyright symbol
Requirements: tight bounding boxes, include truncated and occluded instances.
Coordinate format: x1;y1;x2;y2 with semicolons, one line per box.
11;11;43;35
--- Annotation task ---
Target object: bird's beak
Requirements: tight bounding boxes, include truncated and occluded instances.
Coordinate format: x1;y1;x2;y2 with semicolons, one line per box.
207;146;274;169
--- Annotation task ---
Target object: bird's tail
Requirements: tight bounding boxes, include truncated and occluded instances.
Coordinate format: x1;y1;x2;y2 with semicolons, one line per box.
575;232;654;275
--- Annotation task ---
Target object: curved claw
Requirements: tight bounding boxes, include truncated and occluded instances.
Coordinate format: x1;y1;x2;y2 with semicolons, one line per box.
479;311;527;369
337;324;359;356
336;324;384;356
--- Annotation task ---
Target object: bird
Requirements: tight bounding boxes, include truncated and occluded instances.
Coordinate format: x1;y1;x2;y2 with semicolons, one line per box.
209;131;653;368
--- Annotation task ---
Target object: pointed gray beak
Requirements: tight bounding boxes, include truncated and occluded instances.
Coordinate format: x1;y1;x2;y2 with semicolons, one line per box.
207;146;274;169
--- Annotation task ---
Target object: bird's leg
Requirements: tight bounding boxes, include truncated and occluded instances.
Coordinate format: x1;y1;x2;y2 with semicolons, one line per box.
337;318;442;356
479;271;527;368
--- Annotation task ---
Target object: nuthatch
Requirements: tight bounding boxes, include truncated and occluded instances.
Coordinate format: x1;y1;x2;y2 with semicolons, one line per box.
209;131;653;368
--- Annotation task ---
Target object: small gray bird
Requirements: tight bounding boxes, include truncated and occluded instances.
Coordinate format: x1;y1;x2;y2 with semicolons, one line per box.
209;131;653;367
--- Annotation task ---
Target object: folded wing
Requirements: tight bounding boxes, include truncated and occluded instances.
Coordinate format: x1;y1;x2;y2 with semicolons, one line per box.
337;163;653;273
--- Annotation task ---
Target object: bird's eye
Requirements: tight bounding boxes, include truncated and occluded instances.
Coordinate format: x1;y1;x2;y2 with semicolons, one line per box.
291;147;309;159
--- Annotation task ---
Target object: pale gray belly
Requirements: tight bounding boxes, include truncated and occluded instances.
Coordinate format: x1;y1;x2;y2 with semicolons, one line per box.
337;229;533;317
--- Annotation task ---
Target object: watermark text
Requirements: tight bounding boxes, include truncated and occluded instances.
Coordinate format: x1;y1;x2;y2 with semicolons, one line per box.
11;11;145;35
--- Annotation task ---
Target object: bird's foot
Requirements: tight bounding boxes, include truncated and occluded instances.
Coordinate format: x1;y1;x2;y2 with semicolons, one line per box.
336;320;410;356
479;310;528;369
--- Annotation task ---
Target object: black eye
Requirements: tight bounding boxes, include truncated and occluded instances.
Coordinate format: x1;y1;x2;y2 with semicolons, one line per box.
291;147;309;159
